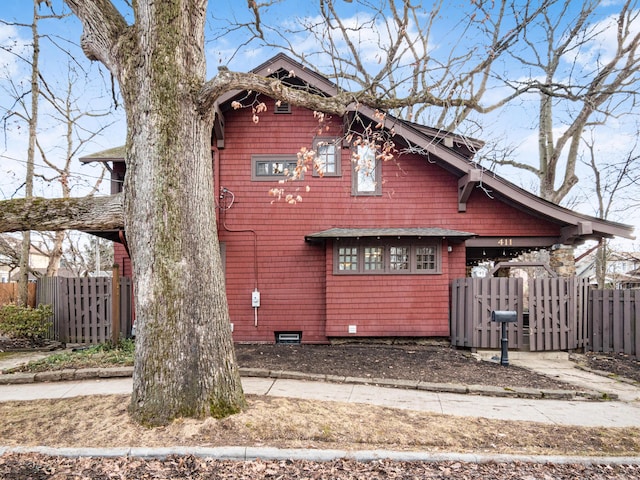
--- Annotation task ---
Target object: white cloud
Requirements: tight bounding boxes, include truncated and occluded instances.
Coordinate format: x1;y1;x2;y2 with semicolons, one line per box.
0;23;29;80
568;9;640;70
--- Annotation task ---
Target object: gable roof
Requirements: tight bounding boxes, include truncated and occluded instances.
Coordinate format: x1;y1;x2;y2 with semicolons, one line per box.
216;53;633;244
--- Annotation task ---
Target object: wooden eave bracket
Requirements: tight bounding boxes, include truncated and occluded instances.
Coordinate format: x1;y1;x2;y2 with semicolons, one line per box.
214;103;225;149
560;221;593;245
458;169;482;212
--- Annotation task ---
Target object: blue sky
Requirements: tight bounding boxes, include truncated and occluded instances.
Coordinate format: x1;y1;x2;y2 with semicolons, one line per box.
1;1;639;247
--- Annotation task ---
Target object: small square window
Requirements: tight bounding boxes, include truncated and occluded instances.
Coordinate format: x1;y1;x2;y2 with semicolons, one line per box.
364;246;384;271
390;246;409;270
416;246;436;270
338;246;358;271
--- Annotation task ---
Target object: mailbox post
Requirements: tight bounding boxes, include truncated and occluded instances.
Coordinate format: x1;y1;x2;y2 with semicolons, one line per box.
491;310;517;366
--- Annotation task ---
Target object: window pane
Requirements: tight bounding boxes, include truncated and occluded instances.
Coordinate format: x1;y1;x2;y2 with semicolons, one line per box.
356;145;376;192
338;247;358;271
390;246;409;270
255;160;300;177
364;246;384;270
256;162;270;176
317;144;336;174
416;246;436;270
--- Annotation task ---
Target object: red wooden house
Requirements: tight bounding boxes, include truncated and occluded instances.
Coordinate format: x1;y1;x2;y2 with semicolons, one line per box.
82;54;634;344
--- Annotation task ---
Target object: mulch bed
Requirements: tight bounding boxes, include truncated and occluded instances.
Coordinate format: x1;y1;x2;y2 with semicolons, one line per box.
579;351;640;383
236;342;580;390
0;336;61;352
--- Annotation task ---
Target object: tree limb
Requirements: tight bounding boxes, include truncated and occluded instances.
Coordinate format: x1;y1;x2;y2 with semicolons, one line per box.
63;0;129;75
0;194;124;233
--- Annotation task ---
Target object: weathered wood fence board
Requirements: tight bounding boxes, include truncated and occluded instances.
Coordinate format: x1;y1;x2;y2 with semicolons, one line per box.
451;277;523;349
452;276;639;356
529;277;588;351
589;289;640;356
36;277;133;344
0;282;36;307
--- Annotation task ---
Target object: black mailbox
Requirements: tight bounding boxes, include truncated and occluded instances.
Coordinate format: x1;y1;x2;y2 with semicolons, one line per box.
491;310;517;323
491;310;517;366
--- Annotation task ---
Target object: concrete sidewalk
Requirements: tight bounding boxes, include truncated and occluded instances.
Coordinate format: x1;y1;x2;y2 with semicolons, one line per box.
480;350;640;403
1;374;640;428
2;349;640;428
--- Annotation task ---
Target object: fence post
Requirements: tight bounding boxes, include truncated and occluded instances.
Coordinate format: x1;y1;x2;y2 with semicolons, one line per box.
111;264;121;344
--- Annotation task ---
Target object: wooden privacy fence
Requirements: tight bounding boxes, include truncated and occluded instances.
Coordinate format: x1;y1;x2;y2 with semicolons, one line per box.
0;282;36;307
37;276;133;344
452;276;639;356
451;277;524;349
589;289;640;356
528;277;590;351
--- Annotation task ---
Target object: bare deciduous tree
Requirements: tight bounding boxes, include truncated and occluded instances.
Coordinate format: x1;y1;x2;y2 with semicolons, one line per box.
582;127;640;287
0;0;637;425
487;0;640;203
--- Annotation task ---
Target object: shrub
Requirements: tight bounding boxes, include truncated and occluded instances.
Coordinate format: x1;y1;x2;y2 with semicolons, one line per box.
0;303;53;340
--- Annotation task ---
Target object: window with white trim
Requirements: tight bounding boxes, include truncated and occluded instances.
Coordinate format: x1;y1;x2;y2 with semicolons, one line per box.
334;240;441;274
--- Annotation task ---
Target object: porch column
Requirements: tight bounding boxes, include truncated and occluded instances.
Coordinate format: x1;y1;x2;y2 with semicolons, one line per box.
549;244;576;277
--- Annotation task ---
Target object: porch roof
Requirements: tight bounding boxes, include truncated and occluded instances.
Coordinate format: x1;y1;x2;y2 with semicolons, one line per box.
305;227;476;243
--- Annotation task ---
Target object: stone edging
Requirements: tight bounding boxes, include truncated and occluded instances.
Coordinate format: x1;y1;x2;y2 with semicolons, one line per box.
574;364;640;386
0;366;613;401
1;445;639;465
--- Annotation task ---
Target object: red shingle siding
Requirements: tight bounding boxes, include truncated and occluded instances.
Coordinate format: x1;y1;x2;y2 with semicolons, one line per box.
216;100;561;342
112;98;563;343
114;242;132;277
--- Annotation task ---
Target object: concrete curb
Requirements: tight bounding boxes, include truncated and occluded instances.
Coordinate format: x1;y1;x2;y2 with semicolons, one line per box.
575;364;640;386
1;445;639;465
0;365;611;401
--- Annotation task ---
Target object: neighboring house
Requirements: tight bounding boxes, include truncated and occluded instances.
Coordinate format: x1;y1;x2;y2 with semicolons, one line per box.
576;250;640;289
81;54;634;344
0;266;9;283
0;239;51;282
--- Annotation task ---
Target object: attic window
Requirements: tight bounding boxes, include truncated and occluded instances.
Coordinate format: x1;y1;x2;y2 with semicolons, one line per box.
274;101;291;114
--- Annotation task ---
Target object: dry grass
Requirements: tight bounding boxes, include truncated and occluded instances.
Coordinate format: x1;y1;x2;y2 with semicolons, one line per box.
1;394;639;457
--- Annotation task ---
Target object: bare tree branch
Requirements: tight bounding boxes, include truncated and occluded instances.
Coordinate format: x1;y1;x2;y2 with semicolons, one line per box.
0;194;124;232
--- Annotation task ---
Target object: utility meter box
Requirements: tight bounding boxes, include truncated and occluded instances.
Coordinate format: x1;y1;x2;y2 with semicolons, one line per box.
251;290;261;308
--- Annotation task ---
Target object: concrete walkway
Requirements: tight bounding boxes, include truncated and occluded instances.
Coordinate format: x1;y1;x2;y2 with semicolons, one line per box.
2;349;640;428
1;371;640;428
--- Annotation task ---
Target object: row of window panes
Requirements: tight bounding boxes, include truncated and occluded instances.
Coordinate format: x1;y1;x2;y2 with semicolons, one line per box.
252;141;380;196
255;160;299;177
337;245;437;274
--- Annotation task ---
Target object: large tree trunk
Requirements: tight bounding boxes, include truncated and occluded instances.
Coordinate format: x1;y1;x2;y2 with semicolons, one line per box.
116;3;245;425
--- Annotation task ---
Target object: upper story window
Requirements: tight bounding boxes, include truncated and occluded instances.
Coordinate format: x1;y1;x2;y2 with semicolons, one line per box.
251;154;301;181
313;138;341;176
335;240;441;275
352;144;381;195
